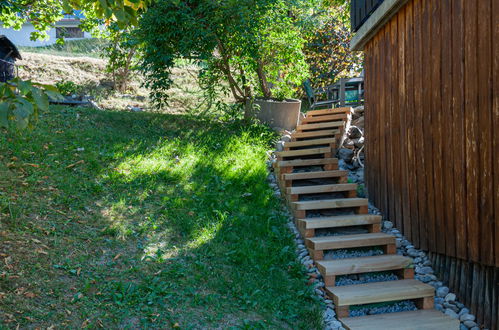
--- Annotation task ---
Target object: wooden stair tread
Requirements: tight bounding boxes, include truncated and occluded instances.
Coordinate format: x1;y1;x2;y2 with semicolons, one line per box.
276;147;331;158
306;107;352;117
327;279;434;306
292;129;340;139
341;310;460;330
293;198;367;210
297;214;381;229
297;121;345;131
284;138;336;148
302;114;348;123
287;183;357;195
274;158;338;168
316;255;412;276
306;232;394;250
284;170;348;181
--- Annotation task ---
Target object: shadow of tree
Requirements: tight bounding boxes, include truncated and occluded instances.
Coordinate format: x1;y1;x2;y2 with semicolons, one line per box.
0;105;322;329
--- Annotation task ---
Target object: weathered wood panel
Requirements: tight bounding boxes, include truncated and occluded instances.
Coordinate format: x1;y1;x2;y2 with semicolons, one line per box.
362;0;498;328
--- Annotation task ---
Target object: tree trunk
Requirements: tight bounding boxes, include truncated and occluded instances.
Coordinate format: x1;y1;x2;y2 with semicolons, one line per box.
256;60;271;98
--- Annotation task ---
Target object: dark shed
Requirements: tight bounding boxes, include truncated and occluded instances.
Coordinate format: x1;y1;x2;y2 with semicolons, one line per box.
0;35;22;82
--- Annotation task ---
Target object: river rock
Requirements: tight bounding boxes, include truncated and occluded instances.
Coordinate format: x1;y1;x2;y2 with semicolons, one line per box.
436;286;449;297
459;313;475;322
445;293;456;302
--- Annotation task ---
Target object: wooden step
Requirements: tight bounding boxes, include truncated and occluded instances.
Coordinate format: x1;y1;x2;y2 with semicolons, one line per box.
296;214;382;238
284;138;336;150
292;197;368;219
283;170;348;181
301;113;348;124
306;232;395;251
291;129;341;140
293;198;367;211
296;121;345;132
287;183;357;195
316;255;414;286
340;310;460;330
275;147;331;159
273;157;338;169
305;233;396;260
327;279;435;318
306;107;353;117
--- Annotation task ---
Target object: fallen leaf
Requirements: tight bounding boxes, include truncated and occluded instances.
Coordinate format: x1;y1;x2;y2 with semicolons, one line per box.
113;253;122;261
24;163;39;168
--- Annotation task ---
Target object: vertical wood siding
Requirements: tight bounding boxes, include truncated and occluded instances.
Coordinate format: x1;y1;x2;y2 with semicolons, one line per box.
363;0;498;327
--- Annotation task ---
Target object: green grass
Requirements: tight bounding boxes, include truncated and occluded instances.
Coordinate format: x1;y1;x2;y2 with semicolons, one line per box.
19;38;107;58
0;106;323;328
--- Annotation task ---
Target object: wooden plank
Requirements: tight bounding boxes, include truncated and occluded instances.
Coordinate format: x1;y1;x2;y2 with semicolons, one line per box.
390;10;403;236
477;0;494;266
306;232;394;250
327;279;434;306
316;255;412;276
464;0;480;262
274;157;338;168
397;3;413;246
305;107;352;117
493;0;499;267
298;214;381;229
431;0;445;255
284;138;336;149
296;121;345;131
422;0;436;252
411;0;424;250
275;147;331;158
293;198;367;211
341;310;460;330
291;129;340;140
378;24;388;216
452;0;467;260
301;114;348;124
385;23;395;224
287;183;357;195
283;170;347;181
441;0;456;258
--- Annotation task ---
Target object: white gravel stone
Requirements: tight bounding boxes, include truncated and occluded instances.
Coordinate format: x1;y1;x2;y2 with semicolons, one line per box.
436;286;449;297
445;293;457;302
459;313;475;322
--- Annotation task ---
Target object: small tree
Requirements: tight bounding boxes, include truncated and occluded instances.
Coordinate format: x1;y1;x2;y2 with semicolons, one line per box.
101;24;141;93
138;0;310;116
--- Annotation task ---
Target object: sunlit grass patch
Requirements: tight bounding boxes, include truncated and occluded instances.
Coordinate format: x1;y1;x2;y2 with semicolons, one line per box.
0;105;323;329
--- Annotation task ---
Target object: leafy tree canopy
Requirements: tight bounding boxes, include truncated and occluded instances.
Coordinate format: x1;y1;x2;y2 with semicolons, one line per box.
138;0;312;110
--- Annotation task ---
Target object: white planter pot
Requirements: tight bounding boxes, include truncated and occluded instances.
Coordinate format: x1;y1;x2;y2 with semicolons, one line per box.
254;98;301;131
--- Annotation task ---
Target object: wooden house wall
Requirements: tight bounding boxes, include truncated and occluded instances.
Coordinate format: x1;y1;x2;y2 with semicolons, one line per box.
362;0;498;327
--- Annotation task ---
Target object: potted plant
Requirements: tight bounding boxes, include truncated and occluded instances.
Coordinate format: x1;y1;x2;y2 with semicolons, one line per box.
138;0;310;129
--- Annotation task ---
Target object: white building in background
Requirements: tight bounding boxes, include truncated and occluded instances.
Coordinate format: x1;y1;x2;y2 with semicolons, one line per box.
0;12;93;47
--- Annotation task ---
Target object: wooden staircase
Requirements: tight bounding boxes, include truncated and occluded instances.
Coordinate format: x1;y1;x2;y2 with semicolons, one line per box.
274;107;459;329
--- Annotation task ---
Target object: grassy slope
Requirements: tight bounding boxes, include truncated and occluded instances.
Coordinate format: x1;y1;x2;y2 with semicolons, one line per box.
0;106;322;328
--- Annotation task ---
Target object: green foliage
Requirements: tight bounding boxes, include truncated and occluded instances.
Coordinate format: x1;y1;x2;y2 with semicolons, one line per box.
0;78;61;129
303;3;363;88
138;0;310;109
55;80;80;96
101;24;141;92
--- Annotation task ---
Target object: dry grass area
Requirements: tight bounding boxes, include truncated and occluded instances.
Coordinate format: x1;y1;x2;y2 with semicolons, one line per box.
17;52;207;114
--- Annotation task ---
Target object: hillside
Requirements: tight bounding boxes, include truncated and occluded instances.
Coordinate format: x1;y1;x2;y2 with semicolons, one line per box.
17;52;205;113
